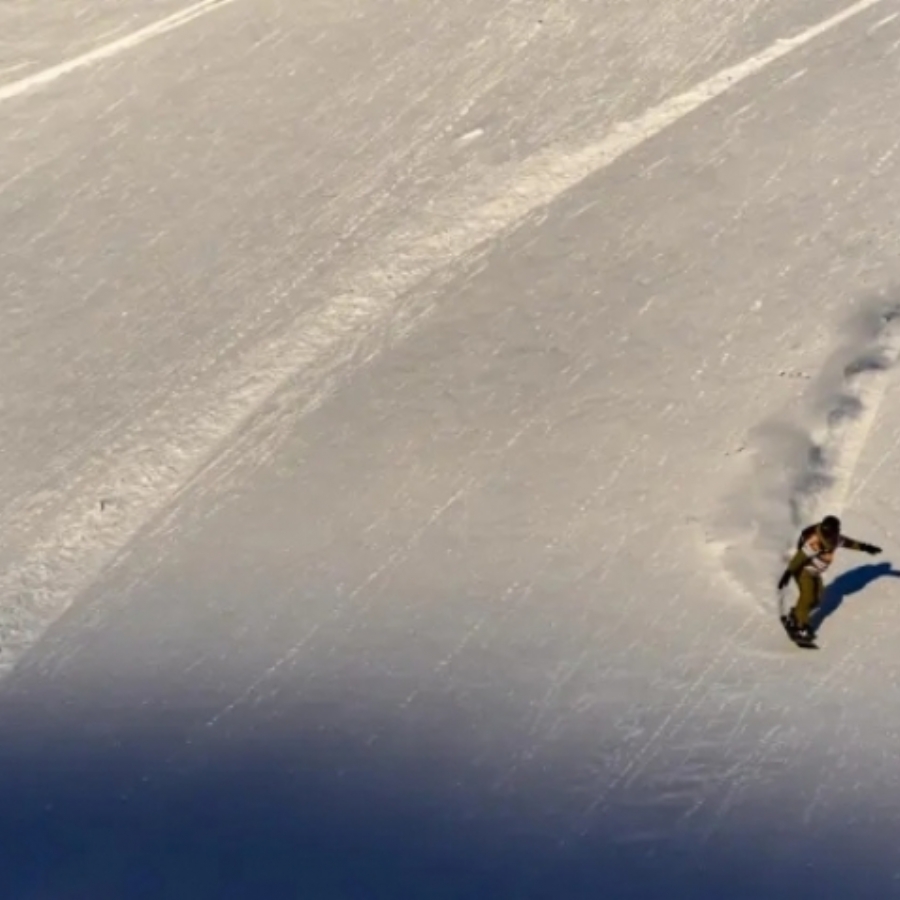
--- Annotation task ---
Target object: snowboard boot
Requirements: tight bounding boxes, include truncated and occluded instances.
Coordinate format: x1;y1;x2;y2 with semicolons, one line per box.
787;609;815;641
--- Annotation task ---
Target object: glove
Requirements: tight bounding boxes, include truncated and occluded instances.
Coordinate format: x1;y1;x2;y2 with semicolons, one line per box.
861;543;882;555
778;569;792;590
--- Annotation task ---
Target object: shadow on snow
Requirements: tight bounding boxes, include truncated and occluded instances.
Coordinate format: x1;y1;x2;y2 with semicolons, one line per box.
0;669;897;900
814;561;900;629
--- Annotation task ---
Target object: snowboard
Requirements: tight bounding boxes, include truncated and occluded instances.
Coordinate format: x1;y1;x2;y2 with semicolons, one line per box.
780;614;818;649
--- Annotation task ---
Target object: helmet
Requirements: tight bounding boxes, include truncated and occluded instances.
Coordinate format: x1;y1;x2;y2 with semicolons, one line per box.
820;515;841;540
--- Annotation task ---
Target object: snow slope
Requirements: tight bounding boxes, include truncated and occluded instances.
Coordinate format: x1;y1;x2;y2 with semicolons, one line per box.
2;1;900;897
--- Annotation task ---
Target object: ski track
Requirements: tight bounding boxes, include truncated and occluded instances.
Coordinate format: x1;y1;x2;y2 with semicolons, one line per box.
574;615;760;837
699;607;885;834
0;0;893;687
0;0;240;104
87;358;645;796
1;6;900;896
0;9;548;672
219;421;537;726
127;476;477;793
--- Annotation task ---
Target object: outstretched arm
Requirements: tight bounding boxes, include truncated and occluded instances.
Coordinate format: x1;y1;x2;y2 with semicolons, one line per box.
841;535;882;555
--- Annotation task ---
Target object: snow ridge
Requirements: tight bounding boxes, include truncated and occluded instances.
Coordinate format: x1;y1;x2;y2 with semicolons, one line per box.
0;0;238;103
713;292;900;607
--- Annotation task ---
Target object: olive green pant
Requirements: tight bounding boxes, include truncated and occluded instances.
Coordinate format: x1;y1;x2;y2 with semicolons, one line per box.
791;570;823;627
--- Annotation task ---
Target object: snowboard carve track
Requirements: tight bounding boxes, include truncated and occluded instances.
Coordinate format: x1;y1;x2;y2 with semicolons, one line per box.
712;298;900;609
795;301;900;523
701;301;900;836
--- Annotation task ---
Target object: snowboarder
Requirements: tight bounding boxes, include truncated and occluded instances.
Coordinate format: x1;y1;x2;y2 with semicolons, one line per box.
778;514;881;641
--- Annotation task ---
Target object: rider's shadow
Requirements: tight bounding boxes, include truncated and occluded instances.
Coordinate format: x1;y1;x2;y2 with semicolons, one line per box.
814;561;900;629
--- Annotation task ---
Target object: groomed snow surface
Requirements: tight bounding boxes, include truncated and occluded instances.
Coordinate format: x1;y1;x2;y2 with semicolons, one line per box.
2;1;900;897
